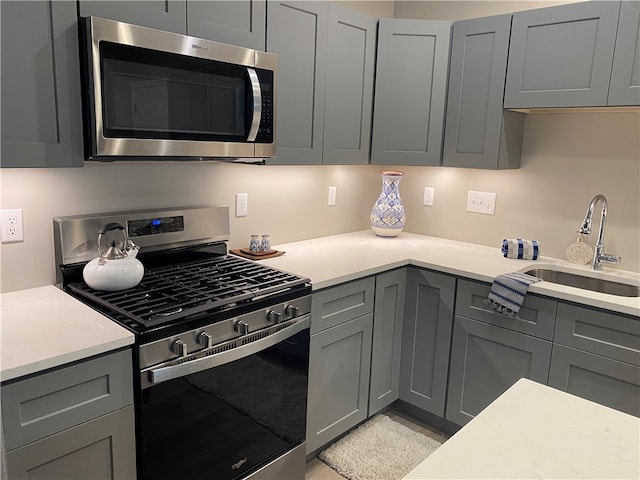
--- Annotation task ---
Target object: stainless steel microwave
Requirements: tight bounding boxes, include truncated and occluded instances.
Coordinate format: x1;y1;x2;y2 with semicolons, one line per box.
79;16;276;161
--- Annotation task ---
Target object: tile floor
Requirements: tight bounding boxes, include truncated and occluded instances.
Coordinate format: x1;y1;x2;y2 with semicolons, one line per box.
304;409;450;480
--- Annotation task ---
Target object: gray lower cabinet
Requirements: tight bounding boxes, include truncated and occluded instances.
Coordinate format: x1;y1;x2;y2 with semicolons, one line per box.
2;349;136;478
446;316;553;426
186;1;266;50
266;2;375;165
371;19;451;166
78;0;187;34
5;406;136;480
1;1;84;168
548;302;640;416
369;269;406;416
307;314;373;454
504;1;622;108
608;0;640;105
443;14;525;170
399;269;455;417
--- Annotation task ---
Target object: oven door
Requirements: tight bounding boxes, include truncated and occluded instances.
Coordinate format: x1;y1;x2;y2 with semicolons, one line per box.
138;317;309;480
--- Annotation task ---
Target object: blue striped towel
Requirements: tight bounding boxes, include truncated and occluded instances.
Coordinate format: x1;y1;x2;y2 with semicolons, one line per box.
502;238;540;260
486;272;541;318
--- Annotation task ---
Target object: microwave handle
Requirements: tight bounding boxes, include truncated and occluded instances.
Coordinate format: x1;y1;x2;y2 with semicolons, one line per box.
247;67;261;142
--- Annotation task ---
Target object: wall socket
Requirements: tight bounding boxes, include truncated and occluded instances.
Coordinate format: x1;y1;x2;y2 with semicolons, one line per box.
423;187;435;206
235;193;248;217
1;209;24;243
327;186;337;206
466;191;496;215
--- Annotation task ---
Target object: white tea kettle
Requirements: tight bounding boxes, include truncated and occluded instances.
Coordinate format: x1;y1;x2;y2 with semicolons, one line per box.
83;223;144;291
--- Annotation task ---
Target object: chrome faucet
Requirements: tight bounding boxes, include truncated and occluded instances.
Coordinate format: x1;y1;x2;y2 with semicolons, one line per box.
578;194;622;270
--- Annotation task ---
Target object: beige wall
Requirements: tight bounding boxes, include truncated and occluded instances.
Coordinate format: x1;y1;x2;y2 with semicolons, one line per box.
1;1;639;293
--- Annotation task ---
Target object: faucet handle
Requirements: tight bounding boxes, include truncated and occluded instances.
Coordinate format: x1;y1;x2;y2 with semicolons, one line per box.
599;253;621;265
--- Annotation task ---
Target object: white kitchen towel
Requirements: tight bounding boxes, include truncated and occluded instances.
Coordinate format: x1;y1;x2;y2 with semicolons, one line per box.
486;272;541;318
502;238;540;260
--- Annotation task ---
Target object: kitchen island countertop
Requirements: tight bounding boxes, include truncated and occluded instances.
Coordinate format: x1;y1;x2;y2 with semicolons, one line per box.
403;378;640;479
0;285;134;382
262;230;640;317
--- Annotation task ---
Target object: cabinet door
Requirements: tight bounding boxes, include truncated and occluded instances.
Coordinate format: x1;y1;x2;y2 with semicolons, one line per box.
306;314;373;454
187;1;266;50
446;316;552;426
504;1;620;108
369;269;406;416
5;405;136;480
322;5;376;165
549;345;640;417
399;269;455;417
372;19;451;166
1;1;83;168
608;1;640;105
443;14;524;170
78;1;187;34
266;1;328;165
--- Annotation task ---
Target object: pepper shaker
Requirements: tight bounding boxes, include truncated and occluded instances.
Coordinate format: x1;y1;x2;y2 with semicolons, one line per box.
260;234;271;253
249;234;260;254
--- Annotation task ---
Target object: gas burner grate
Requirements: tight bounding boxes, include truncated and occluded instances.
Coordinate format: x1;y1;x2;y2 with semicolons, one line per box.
68;255;308;327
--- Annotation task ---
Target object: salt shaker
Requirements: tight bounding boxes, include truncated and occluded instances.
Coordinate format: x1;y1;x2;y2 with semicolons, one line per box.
260;234;271;253
249;234;260;254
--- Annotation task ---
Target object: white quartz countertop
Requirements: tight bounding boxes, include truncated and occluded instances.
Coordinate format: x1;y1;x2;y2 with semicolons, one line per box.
261;230;640;317
403;378;640;479
1;285;134;382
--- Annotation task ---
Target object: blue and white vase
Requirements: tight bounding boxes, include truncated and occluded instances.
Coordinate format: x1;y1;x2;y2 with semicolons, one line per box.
370;170;406;237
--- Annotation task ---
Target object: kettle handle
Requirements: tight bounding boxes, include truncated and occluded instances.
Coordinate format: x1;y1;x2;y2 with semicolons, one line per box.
97;223;127;258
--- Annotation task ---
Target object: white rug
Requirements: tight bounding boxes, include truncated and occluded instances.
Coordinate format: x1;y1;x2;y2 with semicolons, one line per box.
319;414;443;480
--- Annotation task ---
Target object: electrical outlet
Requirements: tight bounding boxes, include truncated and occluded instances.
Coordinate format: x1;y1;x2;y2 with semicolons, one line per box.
466;191;497;215
423;187;435;206
236;193;248;217
328;186;337;206
1;209;24;243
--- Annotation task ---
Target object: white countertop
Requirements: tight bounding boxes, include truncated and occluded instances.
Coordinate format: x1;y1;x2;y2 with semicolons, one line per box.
262;230;640;317
0;285;134;382
403;378;640;479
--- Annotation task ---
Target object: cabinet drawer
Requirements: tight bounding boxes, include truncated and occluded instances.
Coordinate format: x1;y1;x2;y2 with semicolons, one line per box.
2;349;133;451
554;303;640;366
455;279;557;340
311;277;375;334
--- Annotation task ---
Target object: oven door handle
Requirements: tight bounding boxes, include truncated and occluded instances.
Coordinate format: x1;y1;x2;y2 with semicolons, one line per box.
146;315;309;385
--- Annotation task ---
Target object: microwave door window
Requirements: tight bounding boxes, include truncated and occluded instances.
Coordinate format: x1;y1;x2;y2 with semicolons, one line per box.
100;43;249;142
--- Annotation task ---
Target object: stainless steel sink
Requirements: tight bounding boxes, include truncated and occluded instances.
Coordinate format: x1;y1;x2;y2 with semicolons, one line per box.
523;269;640;297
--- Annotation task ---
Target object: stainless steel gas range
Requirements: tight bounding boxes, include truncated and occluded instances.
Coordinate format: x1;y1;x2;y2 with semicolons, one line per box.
53;206;311;480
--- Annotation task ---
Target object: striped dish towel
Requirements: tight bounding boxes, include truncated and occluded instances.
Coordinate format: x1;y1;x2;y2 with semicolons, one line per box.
502;238;540;260
486;272;541;318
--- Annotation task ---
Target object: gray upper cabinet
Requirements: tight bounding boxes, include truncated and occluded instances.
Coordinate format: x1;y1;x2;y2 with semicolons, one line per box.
78;0;187;33
266;1;328;165
266;2;375;165
371;19;451;166
504;1;621;108
608;1;640;105
187;1;266;50
322;5;376;165
443;14;525;170
1;1;83;168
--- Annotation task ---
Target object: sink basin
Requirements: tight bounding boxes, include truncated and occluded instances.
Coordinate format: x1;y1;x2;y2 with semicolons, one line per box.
523;269;640;297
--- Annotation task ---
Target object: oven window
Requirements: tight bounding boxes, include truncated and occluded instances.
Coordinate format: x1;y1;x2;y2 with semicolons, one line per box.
100;42;250;141
139;329;309;480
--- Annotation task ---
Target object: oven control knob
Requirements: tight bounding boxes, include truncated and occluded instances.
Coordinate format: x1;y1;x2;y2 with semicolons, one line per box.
235;320;249;335
171;339;188;357
285;304;300;318
267;310;282;324
197;332;213;349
